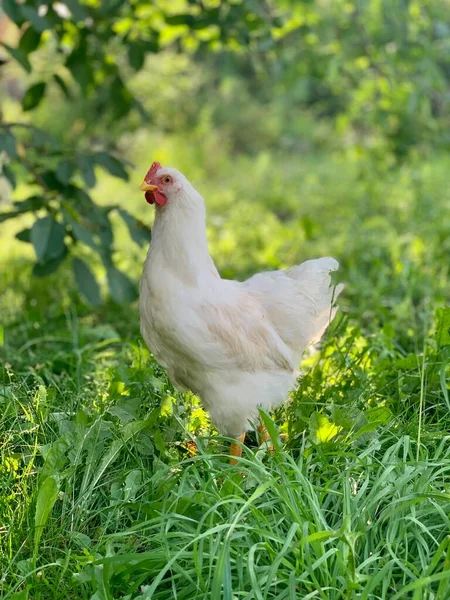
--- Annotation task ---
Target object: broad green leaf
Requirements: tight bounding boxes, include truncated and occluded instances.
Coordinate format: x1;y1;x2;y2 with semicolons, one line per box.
55;160;75;185
90;208;113;248
66;43;93;90
152;429;166;455
45;222;66;260
165;14;195;26
53;73;71;99
0;43;31;72
63;211;97;249
65;184;96;209
143;38;159;53
94;152;128;180
65;0;89;21
67;61;93;91
19;27;41;55
365;405;392;425
67;531;91;549
72;258;101;306
395;353;419;370
16;228;31;243
32;248;68;277
39;7;61;30
2;0;25;25
0;131;18;157
330;405;367;431
107;266;137;303
21;4;51;33
78;155;96;188
108;398;141;424
309;412;341;444
128;42;145;71
14;196;45;212
31;129;60;152
117;208;151;246
109;76;134;120
97;0;126;17
0;211;21;224
31;216;65;262
40;170;64;189
192;13;218;30
38;435;73;484
34;476;59;558
22;82;47;111
2;164;16;188
0;197;44;223
348;421;381;443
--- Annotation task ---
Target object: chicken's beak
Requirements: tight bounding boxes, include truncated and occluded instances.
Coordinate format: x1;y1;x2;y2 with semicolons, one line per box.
140;181;158;192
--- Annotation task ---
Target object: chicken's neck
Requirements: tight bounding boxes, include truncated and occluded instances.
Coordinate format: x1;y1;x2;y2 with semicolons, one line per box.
149;192;219;286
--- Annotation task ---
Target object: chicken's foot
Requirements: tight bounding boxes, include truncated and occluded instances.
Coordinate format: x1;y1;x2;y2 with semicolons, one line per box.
257;423;271;446
229;433;246;464
257;423;287;451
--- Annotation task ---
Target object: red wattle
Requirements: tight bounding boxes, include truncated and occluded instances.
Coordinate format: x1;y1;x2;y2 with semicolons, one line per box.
144;189;167;206
153;190;168;206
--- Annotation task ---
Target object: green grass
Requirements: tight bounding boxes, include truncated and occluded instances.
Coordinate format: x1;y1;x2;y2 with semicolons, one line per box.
1;139;450;598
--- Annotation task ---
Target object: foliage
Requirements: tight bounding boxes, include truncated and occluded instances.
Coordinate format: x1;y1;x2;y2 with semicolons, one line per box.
0;0;281;301
1;0;449;301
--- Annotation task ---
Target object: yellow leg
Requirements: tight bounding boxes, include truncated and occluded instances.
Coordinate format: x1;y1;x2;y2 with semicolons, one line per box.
257;423;288;450
229;433;246;464
257;423;270;446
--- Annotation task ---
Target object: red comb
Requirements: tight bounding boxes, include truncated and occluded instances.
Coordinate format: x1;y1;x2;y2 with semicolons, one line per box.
144;161;162;183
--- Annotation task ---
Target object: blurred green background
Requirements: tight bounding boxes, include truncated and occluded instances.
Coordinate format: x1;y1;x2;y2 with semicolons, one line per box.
1;0;449;302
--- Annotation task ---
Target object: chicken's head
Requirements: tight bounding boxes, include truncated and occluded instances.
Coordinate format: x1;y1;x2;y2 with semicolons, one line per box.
140;162;183;207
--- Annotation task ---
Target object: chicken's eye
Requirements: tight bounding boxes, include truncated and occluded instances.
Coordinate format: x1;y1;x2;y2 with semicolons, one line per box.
162;175;172;184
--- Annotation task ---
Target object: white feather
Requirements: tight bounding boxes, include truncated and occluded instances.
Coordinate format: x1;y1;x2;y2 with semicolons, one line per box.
140;167;343;436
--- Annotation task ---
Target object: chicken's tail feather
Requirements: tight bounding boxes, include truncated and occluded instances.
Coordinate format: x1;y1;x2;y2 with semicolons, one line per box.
244;256;343;354
296;258;343;345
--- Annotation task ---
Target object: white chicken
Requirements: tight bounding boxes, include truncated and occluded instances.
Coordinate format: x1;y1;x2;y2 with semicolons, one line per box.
139;162;343;459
